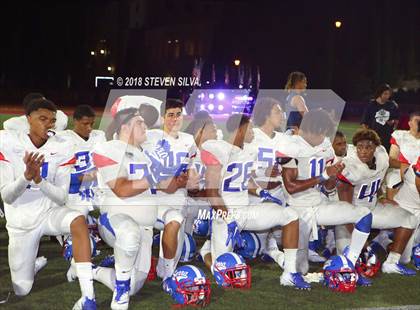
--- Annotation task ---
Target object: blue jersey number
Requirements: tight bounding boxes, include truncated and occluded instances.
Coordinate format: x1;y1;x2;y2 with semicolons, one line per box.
129;163;150;177
258;147;274;166
75;151;92;172
309;158;325;178
223;162;253;192
357;179;381;202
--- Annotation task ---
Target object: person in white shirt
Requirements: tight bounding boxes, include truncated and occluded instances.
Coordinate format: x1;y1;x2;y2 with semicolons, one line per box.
0;98;96;309
57;105;106;217
141;99;199;280
92;108;183;309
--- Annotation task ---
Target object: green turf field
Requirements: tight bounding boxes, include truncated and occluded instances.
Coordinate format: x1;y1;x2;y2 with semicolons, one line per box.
1;113;419;309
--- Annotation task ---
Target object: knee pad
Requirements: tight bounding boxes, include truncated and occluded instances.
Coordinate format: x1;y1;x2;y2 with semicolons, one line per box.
355;212;372;233
114;224;141;257
13;280;33;296
164;209;184;226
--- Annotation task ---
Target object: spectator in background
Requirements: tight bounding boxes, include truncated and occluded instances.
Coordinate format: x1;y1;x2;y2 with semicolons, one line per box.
361;83;399;152
284;71;309;134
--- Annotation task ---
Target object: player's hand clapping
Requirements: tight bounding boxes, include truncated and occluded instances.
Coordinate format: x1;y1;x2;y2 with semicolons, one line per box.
23;151;44;182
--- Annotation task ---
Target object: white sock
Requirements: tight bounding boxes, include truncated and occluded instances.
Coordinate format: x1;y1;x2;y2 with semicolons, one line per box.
114;244;136;281
115;265;132;282
385;251;401;264
283;249;297;273
93;266;116;291
164;257;175;275
75;262;95;299
347;228;370;266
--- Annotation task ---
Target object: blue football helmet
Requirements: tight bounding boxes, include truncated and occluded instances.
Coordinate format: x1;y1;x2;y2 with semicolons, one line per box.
235;231;261;260
180;233;197;262
212;252;251;289
163;265;211;306
193;218;210;237
323;255;357;293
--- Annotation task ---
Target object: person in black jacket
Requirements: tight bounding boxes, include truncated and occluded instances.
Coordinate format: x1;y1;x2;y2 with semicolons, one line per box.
361;83;399;152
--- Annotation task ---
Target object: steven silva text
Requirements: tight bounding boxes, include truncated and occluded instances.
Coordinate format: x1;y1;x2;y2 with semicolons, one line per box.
119;76;201;87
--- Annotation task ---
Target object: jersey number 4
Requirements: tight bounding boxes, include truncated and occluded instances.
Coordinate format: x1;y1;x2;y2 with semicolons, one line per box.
223;162;253;192
357;179;381;202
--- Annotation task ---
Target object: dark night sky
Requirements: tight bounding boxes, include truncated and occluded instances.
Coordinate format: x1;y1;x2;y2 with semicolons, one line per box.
0;0;419;101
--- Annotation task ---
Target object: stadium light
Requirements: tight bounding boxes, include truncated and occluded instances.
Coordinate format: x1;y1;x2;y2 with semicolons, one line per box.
218;104;224;111
200;104;205;110
239;84;243;89
107;66;112;72
217;92;225;100
209;93;215;99
335;20;342;28
100;49;105;55
234;59;240;66
90;51;95;56
208;103;214;111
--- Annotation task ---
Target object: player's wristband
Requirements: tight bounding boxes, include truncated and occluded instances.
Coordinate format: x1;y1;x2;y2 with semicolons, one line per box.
319;170;330;182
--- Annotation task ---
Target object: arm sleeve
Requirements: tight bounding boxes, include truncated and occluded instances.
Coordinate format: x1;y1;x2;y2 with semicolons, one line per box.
0;161;30;205
38;165;71;205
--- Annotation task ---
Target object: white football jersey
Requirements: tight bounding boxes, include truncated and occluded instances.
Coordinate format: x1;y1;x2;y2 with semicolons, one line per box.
141;129;197;207
93;140;157;227
276;135;335;207
394;164;420;210
2;110;68;132
248;128;284;183
56;130;106;199
391;130;420;164
201;139;256;208
0;130;73;231
339;145;389;208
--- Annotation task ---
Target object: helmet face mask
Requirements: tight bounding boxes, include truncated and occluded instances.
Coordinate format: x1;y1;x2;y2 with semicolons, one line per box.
165;265;211;307
324;270;356;293
323;255;357;293
173;277;211;307
214;263;251;289
356;250;381;278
